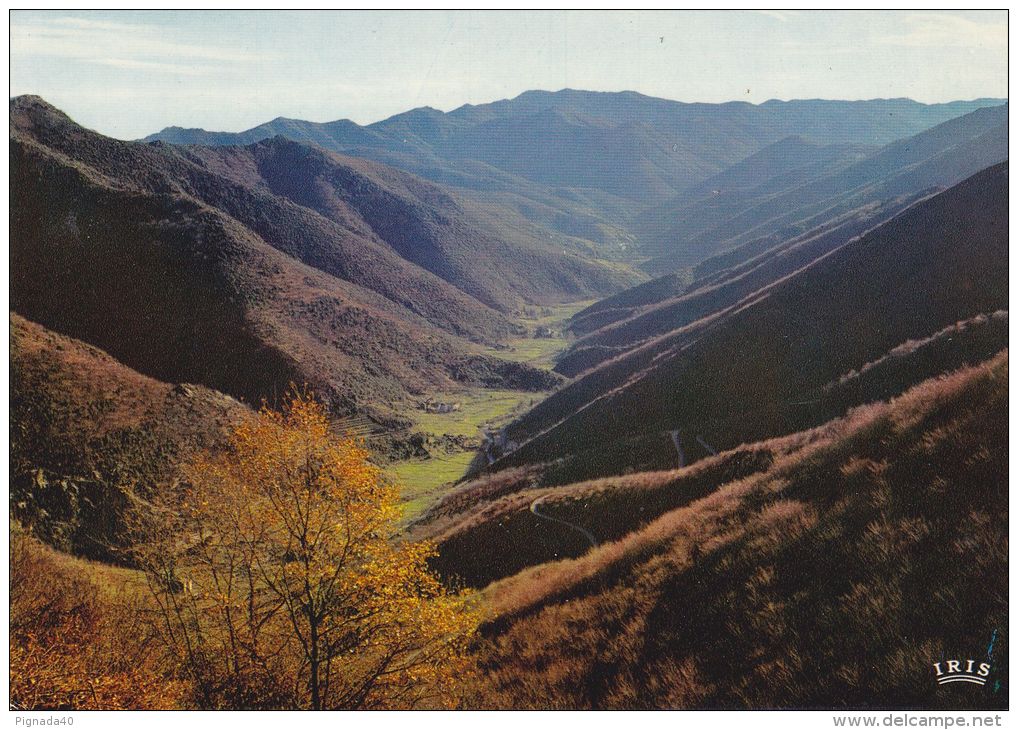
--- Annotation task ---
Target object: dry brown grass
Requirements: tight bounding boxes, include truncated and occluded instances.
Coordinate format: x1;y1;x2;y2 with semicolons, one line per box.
466;352;1008;709
426;426;827;587
9;530;183;709
10;313;249;559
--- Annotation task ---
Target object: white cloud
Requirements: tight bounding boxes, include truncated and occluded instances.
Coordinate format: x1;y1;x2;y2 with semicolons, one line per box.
878;12;1006;49
49;16;159;33
754;10;801;23
89;58;214;76
11;14;273;71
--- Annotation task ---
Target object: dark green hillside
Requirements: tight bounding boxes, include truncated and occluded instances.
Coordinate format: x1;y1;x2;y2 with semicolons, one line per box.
187;137;636;311
561;189;932;373
420;309;1008;557
558;104;1007;362
496;163;1008;483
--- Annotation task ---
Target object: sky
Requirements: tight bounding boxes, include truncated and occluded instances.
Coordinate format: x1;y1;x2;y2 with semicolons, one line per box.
9;9;1009;140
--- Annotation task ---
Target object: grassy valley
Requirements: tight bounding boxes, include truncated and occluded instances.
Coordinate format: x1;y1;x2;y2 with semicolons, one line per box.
387;302;590;520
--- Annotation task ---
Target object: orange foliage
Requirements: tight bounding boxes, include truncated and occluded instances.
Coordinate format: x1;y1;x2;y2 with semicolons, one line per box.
134;391;479;709
9;530;182;709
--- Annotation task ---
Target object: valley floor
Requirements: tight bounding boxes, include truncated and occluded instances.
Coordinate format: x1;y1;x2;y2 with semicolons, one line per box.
388;301;594;522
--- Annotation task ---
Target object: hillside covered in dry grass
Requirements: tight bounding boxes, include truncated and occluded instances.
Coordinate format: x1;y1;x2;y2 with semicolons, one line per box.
461;353;1007;709
10;313;249;560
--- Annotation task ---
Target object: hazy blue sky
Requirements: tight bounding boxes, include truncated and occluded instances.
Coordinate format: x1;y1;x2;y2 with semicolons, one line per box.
10;10;1008;139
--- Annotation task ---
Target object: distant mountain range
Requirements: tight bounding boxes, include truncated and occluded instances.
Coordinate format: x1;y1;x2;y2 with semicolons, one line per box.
635;103;1008;271
11;90;1008;489
562;102;1009;367
144;89;1007;266
144;89;1003;202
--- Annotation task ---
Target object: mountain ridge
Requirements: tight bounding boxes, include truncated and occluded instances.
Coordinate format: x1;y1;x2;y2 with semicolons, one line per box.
142;90;1007;237
11;95;609;423
143;90;1008;146
490;161;1008;485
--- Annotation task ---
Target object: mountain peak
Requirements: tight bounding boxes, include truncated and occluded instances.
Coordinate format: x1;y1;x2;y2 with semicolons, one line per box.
10;94;65;116
10;94;78;134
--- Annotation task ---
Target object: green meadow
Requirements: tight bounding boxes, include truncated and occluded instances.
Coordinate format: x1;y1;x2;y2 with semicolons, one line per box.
389;300;590;520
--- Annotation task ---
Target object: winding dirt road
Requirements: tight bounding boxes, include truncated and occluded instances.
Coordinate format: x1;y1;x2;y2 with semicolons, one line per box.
668;429;686;467
530;495;598;548
696;435;717;456
529;431;714;552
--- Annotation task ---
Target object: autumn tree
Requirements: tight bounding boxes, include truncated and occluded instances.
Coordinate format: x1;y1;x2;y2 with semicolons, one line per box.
133;392;479;709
